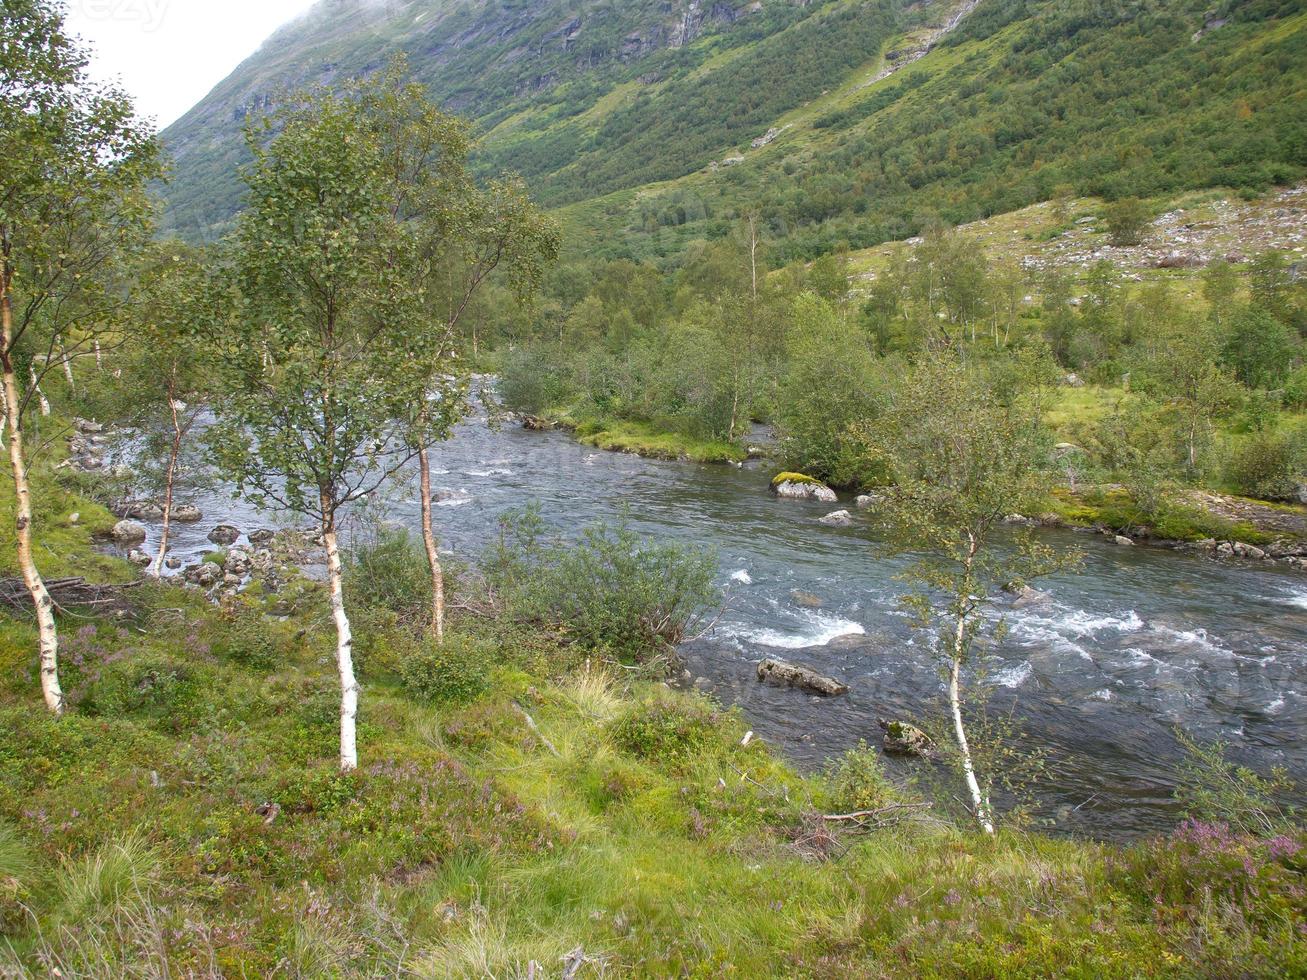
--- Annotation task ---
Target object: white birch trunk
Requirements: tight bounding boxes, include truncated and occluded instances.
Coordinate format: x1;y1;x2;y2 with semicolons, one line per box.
418;445;445;642
2;288;63;714
950;611;993;834
322;513;359;771
151;398;183;578
28;364;49;417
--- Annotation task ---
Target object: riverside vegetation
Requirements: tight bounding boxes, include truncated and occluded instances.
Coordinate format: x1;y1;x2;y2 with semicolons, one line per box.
0;0;1305;975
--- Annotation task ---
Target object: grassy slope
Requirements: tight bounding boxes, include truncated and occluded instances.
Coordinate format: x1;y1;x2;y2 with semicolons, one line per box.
0;460;1303;975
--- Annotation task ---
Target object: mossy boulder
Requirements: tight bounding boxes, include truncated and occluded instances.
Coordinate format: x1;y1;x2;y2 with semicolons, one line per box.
770;472;837;502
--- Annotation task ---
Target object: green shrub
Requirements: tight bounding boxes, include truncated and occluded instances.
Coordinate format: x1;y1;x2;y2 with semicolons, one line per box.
822;742;898;813
345;525;432;633
486;507;720;662
210;614;279;671
499;344;574;415
1104;197;1150;246
397;634;492;706
1224;428;1306;501
610;695;719;763
1175;731;1296;837
78;652;209;731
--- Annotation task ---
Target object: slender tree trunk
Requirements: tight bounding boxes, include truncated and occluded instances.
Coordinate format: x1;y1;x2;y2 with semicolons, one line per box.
951;542;993;834
1;287;62;714
321;500;359;771
93;340;102;370
60;351;75;389
949;629;993;834
28;365;49;417
418;444;445;642
151;397;184;578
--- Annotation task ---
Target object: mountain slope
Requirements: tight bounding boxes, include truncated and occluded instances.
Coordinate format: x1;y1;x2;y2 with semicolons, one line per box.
159;0;889;239
158;0;1307;260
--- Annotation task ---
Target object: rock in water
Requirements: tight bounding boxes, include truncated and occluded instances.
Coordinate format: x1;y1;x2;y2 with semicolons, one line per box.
123;500;164;521
112;519;147;544
819;509;853;527
757;658;849;696
208;525;241;546
522;415;553;431
770;472;838;503
1012;585;1053;610
879;719;935;758
172;504;203;523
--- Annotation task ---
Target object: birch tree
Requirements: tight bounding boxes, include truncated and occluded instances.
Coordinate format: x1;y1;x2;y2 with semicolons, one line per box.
210;84;427;771
0;0;160;713
362;60;557;641
113;245;218;576
856;355;1074;833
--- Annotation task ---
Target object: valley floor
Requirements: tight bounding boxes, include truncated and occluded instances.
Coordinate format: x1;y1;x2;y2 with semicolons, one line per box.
0;459;1302;977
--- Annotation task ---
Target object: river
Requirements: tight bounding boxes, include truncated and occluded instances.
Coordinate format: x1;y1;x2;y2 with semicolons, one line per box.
116;411;1307;841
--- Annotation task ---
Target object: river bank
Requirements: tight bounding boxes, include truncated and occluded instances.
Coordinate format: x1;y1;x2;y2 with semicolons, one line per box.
73;408;1307;841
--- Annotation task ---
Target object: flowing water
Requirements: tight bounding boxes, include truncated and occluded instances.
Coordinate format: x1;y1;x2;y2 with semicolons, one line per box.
120;412;1307;841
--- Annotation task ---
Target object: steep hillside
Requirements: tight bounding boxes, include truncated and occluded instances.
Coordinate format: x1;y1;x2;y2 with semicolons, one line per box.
160;0;911;239
159;0;1307;260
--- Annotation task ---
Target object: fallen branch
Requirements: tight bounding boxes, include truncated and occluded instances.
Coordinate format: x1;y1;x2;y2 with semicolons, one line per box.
822;801;933;830
0;576;138;615
511;700;560;757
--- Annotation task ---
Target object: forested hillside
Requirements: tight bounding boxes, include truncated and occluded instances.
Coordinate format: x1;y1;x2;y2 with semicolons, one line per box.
159;0;1306;261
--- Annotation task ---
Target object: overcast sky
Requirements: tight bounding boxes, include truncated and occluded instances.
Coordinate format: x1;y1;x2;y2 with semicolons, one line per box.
64;0;318;129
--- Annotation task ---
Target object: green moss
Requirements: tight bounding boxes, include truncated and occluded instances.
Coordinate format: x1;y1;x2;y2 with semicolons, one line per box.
770;470;824;487
1048;487;1274;545
576;419;745;464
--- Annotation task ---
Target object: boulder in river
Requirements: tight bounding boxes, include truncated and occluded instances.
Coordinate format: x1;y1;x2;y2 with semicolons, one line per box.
123;500;164;521
247;528;276;545
112;519;147;544
208;525;241;546
1113;535;1135;547
854;494;882;510
757;657;849;696
127;549;152;567
879;719;935;758
172;504;203;523
818;509;853;527
770;472;837;503
790;590;824;609
1012;585;1053;610
522;415;553;431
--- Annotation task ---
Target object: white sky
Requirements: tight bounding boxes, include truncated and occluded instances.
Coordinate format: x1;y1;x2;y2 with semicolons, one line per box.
64;0;318;129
